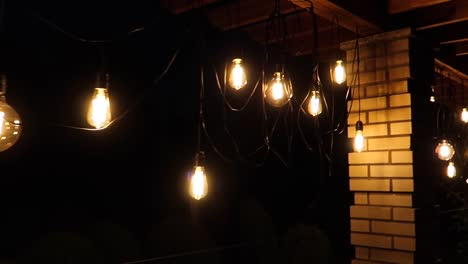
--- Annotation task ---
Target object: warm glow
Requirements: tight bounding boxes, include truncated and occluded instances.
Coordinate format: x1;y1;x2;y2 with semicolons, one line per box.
0;112;4;136
0;97;22;152
264;72;293;107
354;121;364;152
461;108;468;123
430;96;435;102
228;58;247;90
87;88;111;129
435;140;455;161
189;166;208;200
307;90;322;116
332;60;346;85
447;161;456;178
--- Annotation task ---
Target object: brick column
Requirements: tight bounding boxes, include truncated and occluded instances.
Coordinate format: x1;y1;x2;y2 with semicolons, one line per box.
341;28;437;264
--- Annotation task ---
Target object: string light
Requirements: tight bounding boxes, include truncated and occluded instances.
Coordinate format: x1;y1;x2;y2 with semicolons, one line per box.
0;75;21;152
306;68;323;116
435;139;455;161
87;74;111;129
354;121;364;152
189;165;208;200
332;60;346;85
461;108;468;123
447;161;456;178
228;58;247;90
264;72;293;107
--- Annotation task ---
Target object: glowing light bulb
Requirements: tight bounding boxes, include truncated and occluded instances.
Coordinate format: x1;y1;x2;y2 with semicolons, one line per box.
0;96;22;152
332;60;346;85
307;90;322;116
447;161;456;178
228;58;247;90
430;96;435;102
461;108;468;123
264;72;293;107
87;88;111;129
435;140;455;161
354;121;364;152
189;166;208;200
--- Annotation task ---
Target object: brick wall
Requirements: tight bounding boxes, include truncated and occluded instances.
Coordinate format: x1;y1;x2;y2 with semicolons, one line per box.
341;28;437;264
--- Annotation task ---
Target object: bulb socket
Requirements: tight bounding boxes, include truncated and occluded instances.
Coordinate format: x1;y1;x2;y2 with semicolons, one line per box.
355;120;363;131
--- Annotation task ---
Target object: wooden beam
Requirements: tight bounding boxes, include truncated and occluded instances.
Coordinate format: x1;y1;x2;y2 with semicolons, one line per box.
441;38;468;45
388;0;452;14
435;58;468;83
289;0;382;36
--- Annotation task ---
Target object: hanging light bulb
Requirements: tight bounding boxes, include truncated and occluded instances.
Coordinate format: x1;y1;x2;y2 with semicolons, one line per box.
0;75;22;152
332;60;346;85
354;121;364;152
87;73;111;129
264;72;293;107
461;108;468;123
189;165;208;200
307;90;322;116
435;139;455;161
228;58;247;90
447;161;456;178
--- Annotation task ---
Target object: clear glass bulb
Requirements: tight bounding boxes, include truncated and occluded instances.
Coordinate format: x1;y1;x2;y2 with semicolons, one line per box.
189;166;208;200
228;58;247;90
0;96;21;152
435;139;455;161
307;90;322;116
461;108;468;123
87;88;111;129
264;72;293;107
354;121;364;152
332;60;346;85
447;161;456;178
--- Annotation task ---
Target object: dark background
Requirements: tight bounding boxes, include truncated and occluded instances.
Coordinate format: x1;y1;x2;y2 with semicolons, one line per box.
0;1;351;263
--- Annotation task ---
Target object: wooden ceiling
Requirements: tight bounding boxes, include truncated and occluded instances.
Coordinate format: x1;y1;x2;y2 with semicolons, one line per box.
160;0;468;74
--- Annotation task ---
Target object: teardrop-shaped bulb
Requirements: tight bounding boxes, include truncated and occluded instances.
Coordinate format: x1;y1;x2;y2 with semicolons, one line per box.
0;96;22;152
87;88;111;129
332;60;346;85
447;161;456;178
264;72;293;107
354;121;364;152
189;166;208;200
228;58;247;90
307;90;322;116
461;108;468;123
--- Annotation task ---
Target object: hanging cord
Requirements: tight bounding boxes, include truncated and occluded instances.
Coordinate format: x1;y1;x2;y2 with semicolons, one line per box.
356;27;361;122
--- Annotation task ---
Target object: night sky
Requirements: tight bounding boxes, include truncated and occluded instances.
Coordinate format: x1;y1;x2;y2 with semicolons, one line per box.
0;1;351;263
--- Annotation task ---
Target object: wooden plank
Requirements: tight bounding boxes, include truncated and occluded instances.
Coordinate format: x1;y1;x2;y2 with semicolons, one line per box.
289;0;382;36
388;0;452;14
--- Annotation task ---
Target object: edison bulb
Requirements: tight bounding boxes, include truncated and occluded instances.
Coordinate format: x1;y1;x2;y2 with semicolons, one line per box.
354;121;364;152
307;90;322;116
228;58;247;90
87;88;111;129
189;166;208;200
0;96;21;152
447;161;456;178
332;60;346;85
264;72;293;107
461;108;468;123
435;140;455;161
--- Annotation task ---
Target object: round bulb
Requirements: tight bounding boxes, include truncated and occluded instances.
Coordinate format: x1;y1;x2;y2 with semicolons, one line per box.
461;108;468;123
435;140;455;161
447;161;456;178
87;88;111;129
264;72;293;107
307;90;322;116
228;58;247;90
430;96;435;103
332;60;346;85
189;166;208;200
354;121;364;152
0;96;22;152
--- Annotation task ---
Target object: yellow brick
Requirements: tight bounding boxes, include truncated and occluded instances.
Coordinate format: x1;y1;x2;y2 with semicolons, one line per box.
349;152;389;164
350;165;369;177
371;221;415;236
355;192;369;204
384;52;410;67
387;39;409;53
368;136;411;151
370;248;413;264
368;107;411;123
392;179;414;192
390;122;412;135
366;80;408;98
350;179;391;192
370;165;413;177
389;66;410;80
355;247;370;260
351;219;370;232
390;93;411;107
348;123;388;138
350;205;392;220
391;151;413;163
369;193;412;207
394;236;416;251
393;208;415;222
351;233;392;249
348;112;367;125
349;96;387;112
